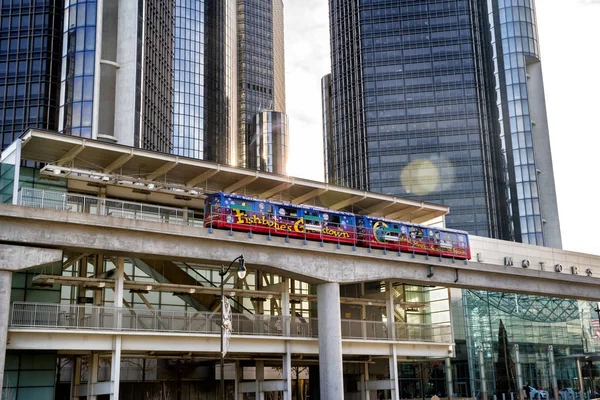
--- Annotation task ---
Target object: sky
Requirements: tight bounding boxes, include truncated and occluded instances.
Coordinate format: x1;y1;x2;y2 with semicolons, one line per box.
283;0;600;256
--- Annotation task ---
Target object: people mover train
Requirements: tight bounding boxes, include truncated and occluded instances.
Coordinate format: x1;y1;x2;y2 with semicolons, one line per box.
204;192;470;260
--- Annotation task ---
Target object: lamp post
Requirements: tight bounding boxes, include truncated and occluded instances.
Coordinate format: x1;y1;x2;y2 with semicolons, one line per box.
219;255;247;400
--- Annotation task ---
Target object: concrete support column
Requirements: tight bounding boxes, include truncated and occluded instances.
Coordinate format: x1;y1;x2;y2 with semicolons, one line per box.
113;257;124;308
514;344;524;400
361;362;370;400
576;358;584;398
110;336;121;400
87;352;99;400
235;361;241;400
386;281;396;340
282;278;292;400
361;283;368;339
548;345;559;400
478;345;488;400
445;357;453;399
110;256;124;399
389;346;399;400
256;360;265;400
317;282;344;400
283;342;292;400
0;270;12;390
71;356;82;400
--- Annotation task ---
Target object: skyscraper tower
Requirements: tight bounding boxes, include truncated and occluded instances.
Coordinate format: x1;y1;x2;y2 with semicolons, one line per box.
324;0;561;246
1;0;287;174
237;0;287;173
488;0;561;247
325;0;507;238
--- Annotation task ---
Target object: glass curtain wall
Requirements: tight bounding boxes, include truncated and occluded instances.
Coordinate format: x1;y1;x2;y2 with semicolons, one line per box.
463;290;600;397
0;1;63;150
172;0;205;159
328;0;505;237
58;0;96;138
488;0;544;245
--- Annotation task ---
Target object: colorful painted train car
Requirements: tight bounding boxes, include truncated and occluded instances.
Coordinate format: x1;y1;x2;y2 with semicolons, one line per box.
204;192;471;260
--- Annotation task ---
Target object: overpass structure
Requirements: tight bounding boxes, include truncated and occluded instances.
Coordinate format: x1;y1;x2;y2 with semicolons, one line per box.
1;130;599;400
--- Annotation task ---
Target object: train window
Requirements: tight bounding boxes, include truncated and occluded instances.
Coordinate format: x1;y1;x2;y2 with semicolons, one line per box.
279;207;298;218
409;227;423;239
305;211;321;229
328;214;341;226
211;196;221;213
440;232;455;248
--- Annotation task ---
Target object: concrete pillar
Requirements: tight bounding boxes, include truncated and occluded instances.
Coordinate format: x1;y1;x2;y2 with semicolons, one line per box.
256;360;265;400
479;345;488;400
235;361;241;400
361;362;371;400
317;282;344;400
0;270;12;391
576;358;584;398
548;346;558;400
114;257;124;308
110;256;124;399
446;358;453;399
386;281;396;340
284;343;292;400
361;283;368;340
87;352;99;400
71;356;82;400
282;279;292;400
110;336;121;400
514;344;524;400
389;346;399;400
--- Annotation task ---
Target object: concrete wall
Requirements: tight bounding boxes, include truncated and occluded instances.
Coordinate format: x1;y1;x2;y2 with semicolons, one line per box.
113;0;139;147
525;57;562;249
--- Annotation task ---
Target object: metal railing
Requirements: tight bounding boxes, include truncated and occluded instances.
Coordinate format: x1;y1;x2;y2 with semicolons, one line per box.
18;188;198;226
9;302;452;343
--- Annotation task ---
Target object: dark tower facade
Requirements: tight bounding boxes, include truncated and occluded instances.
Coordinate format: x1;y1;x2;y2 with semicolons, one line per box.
326;0;507;237
0;1;64;150
237;0;287;169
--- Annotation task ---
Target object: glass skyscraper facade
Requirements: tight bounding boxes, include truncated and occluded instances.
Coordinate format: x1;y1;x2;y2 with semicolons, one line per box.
325;0;561;244
237;0;286;169
327;0;506;237
58;0;96;139
1;0;286;169
248;110;288;174
0;0;63;150
172;0;204;159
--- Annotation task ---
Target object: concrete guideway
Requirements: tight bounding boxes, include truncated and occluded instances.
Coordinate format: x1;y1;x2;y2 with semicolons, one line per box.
0;243;63;271
1;203;599;300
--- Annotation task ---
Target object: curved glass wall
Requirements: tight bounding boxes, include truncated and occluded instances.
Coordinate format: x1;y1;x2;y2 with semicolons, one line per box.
463;290;600;397
172;0;204;159
489;0;543;245
58;0;97;138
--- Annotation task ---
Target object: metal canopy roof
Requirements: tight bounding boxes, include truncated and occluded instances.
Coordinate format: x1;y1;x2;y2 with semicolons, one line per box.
15;129;449;223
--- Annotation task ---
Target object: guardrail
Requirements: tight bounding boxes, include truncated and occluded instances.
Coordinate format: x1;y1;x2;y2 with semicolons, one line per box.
9;302;452;342
17;188;199;226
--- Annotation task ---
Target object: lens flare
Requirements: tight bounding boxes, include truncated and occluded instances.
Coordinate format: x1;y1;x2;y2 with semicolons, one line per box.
401;159;440;196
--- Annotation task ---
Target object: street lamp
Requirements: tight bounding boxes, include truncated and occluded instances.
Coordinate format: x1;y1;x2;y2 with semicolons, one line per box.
219;255;247;400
